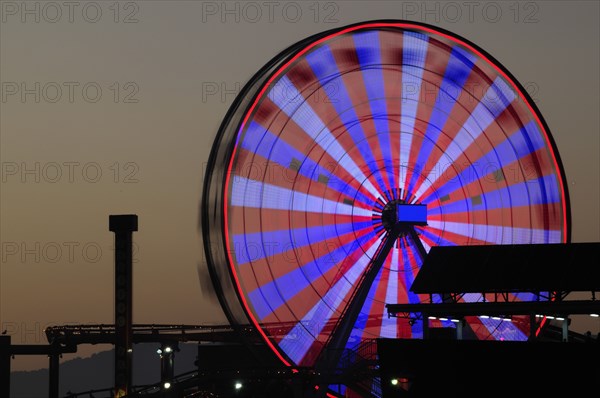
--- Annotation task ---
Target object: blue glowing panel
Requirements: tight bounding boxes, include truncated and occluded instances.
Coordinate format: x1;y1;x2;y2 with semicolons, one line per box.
397;204;428;225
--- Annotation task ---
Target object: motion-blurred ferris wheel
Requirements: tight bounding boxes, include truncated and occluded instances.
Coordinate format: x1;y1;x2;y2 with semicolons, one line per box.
202;20;569;393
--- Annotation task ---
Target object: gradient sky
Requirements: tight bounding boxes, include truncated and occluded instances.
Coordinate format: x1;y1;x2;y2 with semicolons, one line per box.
1;1;599;371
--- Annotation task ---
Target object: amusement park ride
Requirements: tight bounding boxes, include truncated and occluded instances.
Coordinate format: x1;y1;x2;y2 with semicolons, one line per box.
1;20;599;398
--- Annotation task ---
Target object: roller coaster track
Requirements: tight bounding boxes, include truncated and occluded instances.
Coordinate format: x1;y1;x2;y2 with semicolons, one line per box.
43;317;389;346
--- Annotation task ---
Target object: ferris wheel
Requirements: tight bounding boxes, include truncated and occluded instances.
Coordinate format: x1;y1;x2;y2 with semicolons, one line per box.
202;20;569;381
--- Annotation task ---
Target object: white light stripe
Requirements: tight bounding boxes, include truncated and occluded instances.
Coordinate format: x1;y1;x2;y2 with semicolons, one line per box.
231;176;373;217
420;238;431;253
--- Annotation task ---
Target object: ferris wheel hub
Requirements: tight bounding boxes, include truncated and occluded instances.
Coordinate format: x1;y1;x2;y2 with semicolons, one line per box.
381;199;401;231
376;198;428;232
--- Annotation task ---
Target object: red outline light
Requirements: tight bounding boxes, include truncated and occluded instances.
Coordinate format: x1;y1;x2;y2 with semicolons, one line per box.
222;21;569;368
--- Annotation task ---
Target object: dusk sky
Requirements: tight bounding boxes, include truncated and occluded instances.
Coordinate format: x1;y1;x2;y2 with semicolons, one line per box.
1;1;598;371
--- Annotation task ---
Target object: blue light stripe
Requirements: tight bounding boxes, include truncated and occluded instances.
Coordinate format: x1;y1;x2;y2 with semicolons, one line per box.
305;43;389;196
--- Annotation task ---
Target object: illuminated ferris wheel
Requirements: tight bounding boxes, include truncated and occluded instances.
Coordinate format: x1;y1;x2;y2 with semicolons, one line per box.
202;20;569;386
